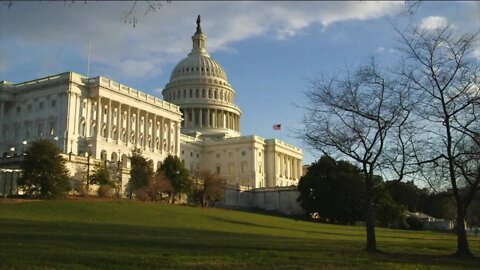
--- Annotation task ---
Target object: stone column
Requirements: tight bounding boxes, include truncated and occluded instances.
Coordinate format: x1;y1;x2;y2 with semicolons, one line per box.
297;159;301;180
106;99;112;141
136;109;140;148
199;108;203;128
0;101;4;143
96;96;102;139
160;116;164;153
144;112;149;151
175;121;180;155
206;109;210;127
85;98;91;138
116;103;122;144
126;106;131;147
166;119;171;153
152;115;157;153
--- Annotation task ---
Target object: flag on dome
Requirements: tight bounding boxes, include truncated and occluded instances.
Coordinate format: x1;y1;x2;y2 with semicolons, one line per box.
273;124;281;130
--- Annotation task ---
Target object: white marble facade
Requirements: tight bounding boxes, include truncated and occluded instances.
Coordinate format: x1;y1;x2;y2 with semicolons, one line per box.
0;17;303;189
0;72;182;172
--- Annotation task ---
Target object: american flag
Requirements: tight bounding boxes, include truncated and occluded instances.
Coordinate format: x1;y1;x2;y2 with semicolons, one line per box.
273;124;281;130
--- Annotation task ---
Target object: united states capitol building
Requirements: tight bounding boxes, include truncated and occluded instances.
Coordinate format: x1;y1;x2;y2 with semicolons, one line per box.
0;18;303;195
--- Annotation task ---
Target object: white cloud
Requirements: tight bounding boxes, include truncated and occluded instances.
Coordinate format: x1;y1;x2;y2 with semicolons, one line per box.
377;46;385;53
153;87;164;94
473;48;480;60
420;16;449;30
0;1;406;80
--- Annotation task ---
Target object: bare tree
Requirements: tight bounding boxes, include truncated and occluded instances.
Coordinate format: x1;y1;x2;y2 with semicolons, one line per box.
396;23;480;257
195;170;226;207
302;58;415;252
1;1;171;28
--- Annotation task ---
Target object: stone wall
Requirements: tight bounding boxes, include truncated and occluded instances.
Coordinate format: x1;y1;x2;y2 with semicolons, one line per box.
217;184;305;216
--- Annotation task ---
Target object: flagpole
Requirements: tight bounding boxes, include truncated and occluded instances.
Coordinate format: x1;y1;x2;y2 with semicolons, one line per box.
87;40;91;78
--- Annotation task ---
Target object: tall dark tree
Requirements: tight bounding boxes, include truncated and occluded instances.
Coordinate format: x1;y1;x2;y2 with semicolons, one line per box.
302;59;415;252
159;155;191;203
297;156;366;224
129;149;154;196
18;139;71;199
385;181;428;212
397;23;480;257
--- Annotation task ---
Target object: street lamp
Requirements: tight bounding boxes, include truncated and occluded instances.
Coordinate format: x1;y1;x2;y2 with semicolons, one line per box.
116;149;122;197
69;139;73;160
22;140;27;155
86;144;92;193
9;147;15;157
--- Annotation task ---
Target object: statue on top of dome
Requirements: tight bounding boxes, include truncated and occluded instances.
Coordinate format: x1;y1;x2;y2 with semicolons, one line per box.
195;15;202;34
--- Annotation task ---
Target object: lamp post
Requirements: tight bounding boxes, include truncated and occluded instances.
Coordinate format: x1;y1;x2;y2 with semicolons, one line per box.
22;140;27;155
68;139;74;160
9;147;15;157
86;144;92;193
116;149;121;198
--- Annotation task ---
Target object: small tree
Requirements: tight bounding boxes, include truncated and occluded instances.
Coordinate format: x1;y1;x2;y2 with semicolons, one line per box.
159;155;191;203
129;149;154;198
143;172;173;201
18;139;71;199
90;163;113;187
90;162;115;197
194;170;226;207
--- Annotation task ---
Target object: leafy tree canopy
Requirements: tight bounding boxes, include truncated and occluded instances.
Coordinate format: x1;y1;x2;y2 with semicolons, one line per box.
297;155;365;224
129;149;154;192
90;162;114;187
159;155;192;199
18;139;71;199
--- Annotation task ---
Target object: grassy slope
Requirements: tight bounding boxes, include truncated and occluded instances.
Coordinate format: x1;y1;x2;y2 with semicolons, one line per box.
0;199;478;270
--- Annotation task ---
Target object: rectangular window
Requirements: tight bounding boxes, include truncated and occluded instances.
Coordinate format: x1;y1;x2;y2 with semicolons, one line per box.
49;121;56;136
51;99;56;107
25;124;32;139
2;125;8;141
37;123;44;137
16;106;21;113
14;126;20;139
216;166;221;175
39;102;44;110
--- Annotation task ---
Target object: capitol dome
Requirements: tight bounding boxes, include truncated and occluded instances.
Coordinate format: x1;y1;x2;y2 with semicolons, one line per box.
162;16;241;139
169;50;228;82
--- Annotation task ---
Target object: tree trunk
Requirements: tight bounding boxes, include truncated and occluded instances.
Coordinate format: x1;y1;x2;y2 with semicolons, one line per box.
455;203;473;257
364;173;377;252
365;195;377;252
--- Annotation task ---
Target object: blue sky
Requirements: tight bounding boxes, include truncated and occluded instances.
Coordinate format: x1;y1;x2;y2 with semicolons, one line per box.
1;1;479;164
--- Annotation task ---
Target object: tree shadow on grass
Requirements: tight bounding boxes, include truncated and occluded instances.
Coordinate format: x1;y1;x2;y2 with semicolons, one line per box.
0;219;478;270
372;250;480;269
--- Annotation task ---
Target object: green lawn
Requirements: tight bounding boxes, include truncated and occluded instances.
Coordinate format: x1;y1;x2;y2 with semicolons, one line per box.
0;199;478;269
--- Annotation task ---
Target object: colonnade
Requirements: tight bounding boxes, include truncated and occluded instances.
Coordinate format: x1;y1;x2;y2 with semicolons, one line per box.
277;153;303;181
73;94;180;155
181;107;240;132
